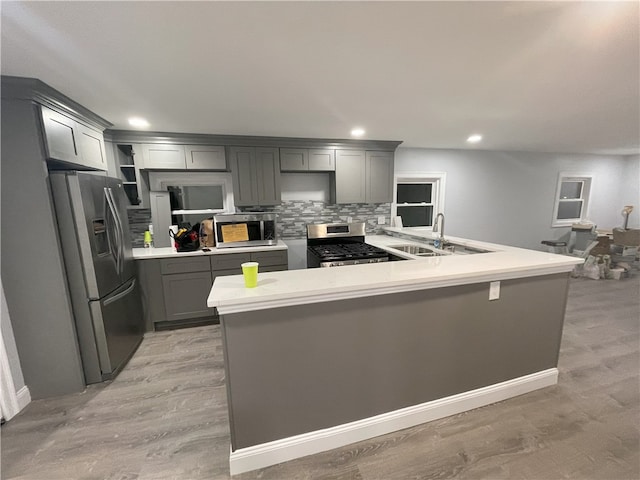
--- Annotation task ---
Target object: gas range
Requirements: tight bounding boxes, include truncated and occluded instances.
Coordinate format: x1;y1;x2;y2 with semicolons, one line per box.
306;223;389;268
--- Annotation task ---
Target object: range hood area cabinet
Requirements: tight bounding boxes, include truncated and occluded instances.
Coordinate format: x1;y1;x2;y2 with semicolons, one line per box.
280;148;335;172
229;146;281;206
140;143;226;170
334;150;394;204
40;105;108;171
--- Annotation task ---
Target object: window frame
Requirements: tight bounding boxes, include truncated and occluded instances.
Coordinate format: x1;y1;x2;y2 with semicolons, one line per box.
392;172;446;229
551;172;593;228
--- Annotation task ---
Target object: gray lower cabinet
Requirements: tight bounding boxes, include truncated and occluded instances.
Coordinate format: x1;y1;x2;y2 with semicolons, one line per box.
41;105;107;170
229;146;281;206
162;271;213;322
335;149;394;203
137;250;287;330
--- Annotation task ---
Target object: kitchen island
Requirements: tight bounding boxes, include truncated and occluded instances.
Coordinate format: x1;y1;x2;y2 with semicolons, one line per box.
208;233;583;475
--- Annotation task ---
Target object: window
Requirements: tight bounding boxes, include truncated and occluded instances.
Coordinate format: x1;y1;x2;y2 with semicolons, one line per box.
552;173;593;227
392;173;446;228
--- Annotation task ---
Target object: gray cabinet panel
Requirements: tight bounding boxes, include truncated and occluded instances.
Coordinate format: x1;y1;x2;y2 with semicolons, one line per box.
41;106;79;162
185;145;226;170
160;256;211;275
335;150;394;204
149;191;171;248
308;149;335;171
365;151;394;203
137;259;165;332
281;148;334;172
77;123;107;170
211;253;251;272
41;106;107;171
280;148;307;171
256;147;281;205
230;147;280;206
141;144;186;169
335;150;366;203
229;147;258;206
161;271;213;321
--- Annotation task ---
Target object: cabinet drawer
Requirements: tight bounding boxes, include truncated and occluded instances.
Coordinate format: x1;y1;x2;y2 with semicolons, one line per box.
160;256;211;274
251;250;288;267
211;253;251;272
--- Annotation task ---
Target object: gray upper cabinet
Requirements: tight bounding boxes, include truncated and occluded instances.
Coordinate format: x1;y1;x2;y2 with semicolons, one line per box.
41;106;107;170
140;143;186;169
335;149;394;204
229;146;281;206
280;148;307;171
335;150;367;203
308;149;335;171
365;151;394;203
280;148;335;172
185;144;226;170
139;143;226;170
76;123;107;170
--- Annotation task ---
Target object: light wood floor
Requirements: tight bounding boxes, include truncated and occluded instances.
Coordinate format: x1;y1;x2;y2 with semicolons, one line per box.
2;275;639;480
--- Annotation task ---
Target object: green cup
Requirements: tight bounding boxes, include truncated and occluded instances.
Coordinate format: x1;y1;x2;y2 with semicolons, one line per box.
241;262;259;288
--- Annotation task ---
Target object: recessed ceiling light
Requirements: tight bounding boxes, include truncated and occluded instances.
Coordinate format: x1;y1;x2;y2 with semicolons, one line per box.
128;117;149;128
351;127;365;137
467;134;483;143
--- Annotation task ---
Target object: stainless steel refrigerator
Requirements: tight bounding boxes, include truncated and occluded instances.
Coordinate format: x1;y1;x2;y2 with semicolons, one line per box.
50;171;144;384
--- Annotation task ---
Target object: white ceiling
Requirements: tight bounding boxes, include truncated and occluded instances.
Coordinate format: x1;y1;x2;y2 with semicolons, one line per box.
1;1;638;155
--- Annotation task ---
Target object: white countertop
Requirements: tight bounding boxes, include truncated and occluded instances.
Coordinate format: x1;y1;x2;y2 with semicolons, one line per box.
208;232;583;315
133;240;288;259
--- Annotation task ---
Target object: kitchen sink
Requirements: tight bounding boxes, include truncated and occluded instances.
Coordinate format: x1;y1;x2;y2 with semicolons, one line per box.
445;243;491;255
388;244;445;256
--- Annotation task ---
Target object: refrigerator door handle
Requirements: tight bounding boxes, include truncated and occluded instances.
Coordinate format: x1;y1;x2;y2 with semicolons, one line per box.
108;187;126;276
103;278;136;307
104;187;121;274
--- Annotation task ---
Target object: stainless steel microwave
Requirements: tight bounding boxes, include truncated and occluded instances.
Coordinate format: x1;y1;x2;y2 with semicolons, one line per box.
213;213;278;248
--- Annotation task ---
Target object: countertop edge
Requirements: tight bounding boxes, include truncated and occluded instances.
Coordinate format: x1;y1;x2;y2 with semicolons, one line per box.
210;261;581;315
133;240;288;259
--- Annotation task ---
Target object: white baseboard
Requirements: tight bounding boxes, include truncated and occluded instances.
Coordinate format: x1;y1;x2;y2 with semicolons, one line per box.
16;385;31;412
229;368;558;475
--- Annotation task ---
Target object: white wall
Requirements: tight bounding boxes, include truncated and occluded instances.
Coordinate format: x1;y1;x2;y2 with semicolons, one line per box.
395;148;634;250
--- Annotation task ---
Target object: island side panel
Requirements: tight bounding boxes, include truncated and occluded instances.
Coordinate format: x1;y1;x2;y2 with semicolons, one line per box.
220;272;570;450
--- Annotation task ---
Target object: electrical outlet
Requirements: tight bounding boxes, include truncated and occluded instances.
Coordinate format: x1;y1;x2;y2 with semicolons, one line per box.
489;281;500;300
378;216;386;225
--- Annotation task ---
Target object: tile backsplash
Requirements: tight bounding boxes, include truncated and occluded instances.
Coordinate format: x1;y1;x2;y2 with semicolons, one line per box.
126;202;391;247
238;201;391;239
128;208;152;248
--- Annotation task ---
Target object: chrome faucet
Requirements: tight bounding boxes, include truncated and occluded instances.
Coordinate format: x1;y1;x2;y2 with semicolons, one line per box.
433;213;446;248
